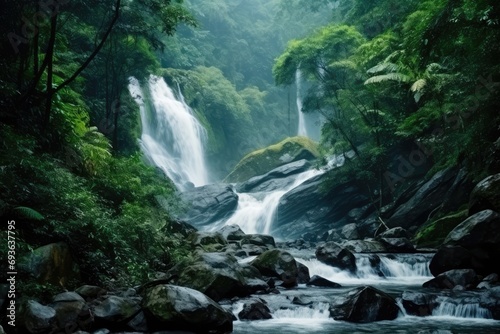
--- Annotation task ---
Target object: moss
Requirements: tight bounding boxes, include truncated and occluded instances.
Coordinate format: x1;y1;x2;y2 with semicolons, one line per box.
413;209;468;248
224;136;320;182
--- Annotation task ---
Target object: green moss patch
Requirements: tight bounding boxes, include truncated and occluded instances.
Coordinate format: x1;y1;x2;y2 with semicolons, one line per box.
224;136;320;182
413;209;468;248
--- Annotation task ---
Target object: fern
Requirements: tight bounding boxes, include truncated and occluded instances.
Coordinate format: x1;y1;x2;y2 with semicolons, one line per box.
13;206;45;221
411;79;427;92
364;73;411;85
366;62;398;74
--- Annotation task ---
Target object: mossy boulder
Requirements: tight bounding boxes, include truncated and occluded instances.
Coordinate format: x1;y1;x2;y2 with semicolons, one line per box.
469;173;500;215
250;249;299;287
413;210;468;248
224;136;320;183
142;284;233;333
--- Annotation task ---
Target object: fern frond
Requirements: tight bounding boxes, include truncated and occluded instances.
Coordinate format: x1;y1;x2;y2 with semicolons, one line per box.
426;63;445;73
328;60;358;71
367;62;398;74
364;73;411;85
411;79;427;92
13;206;45;220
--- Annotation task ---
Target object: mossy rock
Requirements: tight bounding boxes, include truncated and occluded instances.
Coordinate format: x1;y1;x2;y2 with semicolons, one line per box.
413;210;468;248
224;136;320;183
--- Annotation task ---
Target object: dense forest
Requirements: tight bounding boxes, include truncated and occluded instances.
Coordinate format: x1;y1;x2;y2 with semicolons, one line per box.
1;0;499;333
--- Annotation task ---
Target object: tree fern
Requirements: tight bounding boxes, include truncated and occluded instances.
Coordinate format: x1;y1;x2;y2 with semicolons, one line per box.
366;62;398;74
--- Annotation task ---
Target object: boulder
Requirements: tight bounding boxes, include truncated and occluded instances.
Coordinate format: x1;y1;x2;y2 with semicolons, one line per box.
329;286;400;323
180;184;238;227
479;286;500;319
430;210;500;276
401;292;438;316
239;234;276;249
75;285;107;301
49;292;92;331
339;239;387;253
218;224;246;242
423;269;479;289
377;227;409;239
413;210;468;248
127;311;148;332
238;300;272;320
296;262;311;284
315;242;357;273
469;173;500;215
190;232;228;252
273;173;371;240
379;237;415;253
22;300;57;333
142;284;233;333
225;137;320;183
307;275;341;288
175;252;267;301
92;296;141;329
18;242;80;286
341;223;360;240
250;250;299;287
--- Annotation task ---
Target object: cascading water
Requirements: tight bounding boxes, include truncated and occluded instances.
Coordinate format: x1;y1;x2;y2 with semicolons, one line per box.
218;168;323;235
296;69;308;138
128;75;209;190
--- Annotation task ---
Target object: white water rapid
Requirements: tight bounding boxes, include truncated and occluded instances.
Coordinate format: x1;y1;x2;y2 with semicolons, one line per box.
128;75;209;190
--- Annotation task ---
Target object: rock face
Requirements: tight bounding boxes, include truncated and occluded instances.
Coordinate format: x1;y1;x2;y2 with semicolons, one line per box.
250;250;299;287
175;252;268;301
469;173;500;215
237;159;312;193
315;242;357;273
225;136;320;183
386;168;471;230
142;284;233;333
429;210;500;276
180;184;238;227
273;173;371;240
18;242;80;286
329;286;400;323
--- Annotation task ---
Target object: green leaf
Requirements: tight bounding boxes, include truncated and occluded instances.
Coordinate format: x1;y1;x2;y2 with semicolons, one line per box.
13;207;45;221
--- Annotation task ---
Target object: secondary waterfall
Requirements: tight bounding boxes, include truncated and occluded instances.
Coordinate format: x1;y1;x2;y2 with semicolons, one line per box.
296;70;307;137
128;75;209;190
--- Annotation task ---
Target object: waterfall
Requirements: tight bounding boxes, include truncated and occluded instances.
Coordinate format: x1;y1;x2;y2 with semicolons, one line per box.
296;69;308;137
220;168;322;235
432;301;492;319
128;75;209;190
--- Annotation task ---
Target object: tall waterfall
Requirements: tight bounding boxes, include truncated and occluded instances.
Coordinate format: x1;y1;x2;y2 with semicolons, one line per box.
296;69;308;137
128;75;209;190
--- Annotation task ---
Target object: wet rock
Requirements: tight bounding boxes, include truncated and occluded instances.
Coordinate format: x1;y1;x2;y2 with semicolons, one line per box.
315;242;356;273
237;159;312;193
423;269;479;289
127;311;148;332
250;249;299;288
175;252;267;301
430;210;500;276
49;292;92;331
292;296;313;306
238;300;272;320
92;295;141;329
401;291;438;316
377;227;409;239
142;284;233;333
190;231;228;252
22;300;57;333
296;262;311;284
239;234;276;249
218;224;246;242
329;286;399;323
180;184;239;227
307;275;341;288
379;237;415;253
469;173;500;215
479;286;500;319
341;223;359;240
339;239;387;253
